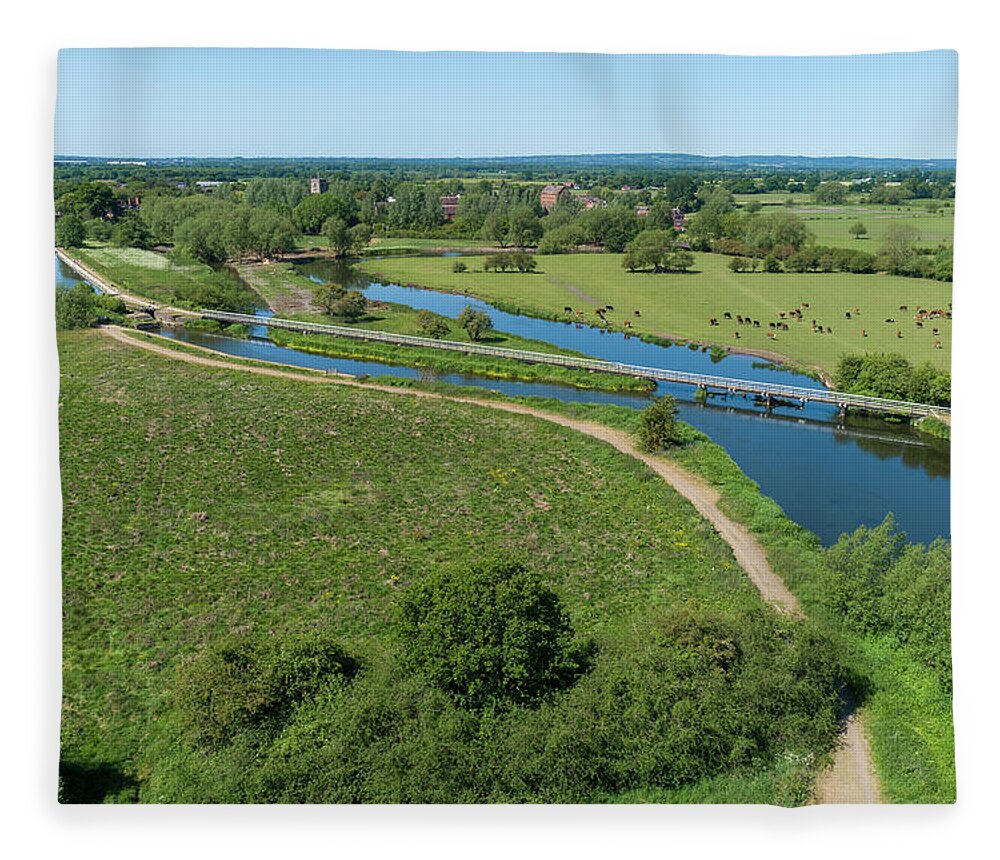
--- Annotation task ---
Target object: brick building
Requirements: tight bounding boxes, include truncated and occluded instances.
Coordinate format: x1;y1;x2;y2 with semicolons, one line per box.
539;184;571;212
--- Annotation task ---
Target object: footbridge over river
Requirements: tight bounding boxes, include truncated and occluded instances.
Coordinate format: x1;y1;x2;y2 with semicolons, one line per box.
202;310;951;420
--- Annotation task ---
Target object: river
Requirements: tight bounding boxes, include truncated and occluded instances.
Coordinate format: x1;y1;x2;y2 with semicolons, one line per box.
57;255;950;546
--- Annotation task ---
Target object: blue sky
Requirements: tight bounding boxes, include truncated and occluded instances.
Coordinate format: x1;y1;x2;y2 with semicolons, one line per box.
55;49;957;159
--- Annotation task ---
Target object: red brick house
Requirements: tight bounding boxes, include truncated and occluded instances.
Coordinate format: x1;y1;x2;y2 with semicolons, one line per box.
539;184;571;212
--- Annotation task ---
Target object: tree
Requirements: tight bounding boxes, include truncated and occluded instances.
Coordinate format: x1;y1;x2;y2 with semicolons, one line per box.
813;182;849;205
637;395;682;452
111;212;154;249
879;223;920;274
742;211;813;255
247;208;296;260
849;221;869;240
507;206;543;247
451;260;468;273
622;229;691;273
55;282;97;329
417;309;451;339
397;558;588;709
314;283;347;315
348;223;372;255
292;191;357;234
480;212;510;247
457;305;493;342
332;290;367;321
323;216;353;258
55;213;86;248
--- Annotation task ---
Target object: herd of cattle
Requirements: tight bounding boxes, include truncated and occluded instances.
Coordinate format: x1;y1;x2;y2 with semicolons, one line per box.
560;300;949;349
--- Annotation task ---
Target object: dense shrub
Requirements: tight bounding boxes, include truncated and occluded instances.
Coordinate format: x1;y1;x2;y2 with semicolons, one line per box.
170;604;841;803
397;559;591;710
171;632;357;746
55;282;126;330
823;517;952;686
637;395;682;451
835;353;951;406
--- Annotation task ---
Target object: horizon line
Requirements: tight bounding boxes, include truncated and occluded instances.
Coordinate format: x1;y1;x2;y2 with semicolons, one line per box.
53;151;957;163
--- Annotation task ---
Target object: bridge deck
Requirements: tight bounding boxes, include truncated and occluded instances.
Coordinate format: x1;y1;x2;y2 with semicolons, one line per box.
203;310;950;419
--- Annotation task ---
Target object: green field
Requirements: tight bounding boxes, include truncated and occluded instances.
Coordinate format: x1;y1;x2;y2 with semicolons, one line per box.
71;244;259;311
787;207;954;250
59;330;843;804
357;251;952;375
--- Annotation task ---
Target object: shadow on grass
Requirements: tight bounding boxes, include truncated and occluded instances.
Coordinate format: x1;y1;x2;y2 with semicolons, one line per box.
58;761;138;804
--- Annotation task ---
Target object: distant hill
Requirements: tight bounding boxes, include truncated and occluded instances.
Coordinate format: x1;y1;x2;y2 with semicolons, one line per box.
54;153;956;172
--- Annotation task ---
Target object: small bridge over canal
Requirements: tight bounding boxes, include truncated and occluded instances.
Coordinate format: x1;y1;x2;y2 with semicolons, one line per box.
202;310;951;419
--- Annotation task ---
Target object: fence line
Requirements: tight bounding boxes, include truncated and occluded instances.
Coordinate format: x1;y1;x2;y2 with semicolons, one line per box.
202;310;950;418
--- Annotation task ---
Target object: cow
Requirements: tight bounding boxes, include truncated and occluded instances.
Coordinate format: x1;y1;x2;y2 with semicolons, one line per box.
845;312;852;319
564;306;573;313
605;304;614;311
753;320;760;327
723;312;731;319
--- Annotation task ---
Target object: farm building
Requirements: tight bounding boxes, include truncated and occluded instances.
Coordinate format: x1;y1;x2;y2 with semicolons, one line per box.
539;184;571;212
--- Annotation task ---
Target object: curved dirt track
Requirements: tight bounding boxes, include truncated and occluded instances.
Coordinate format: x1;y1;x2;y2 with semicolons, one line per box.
97;326;881;802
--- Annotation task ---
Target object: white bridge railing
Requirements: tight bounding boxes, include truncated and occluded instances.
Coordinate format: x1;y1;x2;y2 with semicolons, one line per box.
202;310;950;418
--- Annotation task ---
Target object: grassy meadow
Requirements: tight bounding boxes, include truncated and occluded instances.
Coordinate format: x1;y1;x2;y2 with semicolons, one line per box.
357;251;953;375
59;329;844;804
70;243;259;311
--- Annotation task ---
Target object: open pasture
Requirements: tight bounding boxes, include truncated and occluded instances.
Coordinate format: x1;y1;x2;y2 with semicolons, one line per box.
358;251;952;376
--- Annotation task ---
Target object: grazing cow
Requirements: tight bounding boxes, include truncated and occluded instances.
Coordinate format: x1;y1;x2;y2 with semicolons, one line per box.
916;321;924;328
900;305;908;311
802;302;810;308
564;306;573;313
897;330;903;338
862;329;868;337
769;322;776;329
605;304;614;311
845;312;852;319
767;331;777;339
736;315;744;324
818;325;824;333
934;339;942;349
780;312;786;319
634;310;641;317
624;320;631;328
723;312;731;319
932;328;939;334
853;307;860;314
885;318;895;323
827;327;833;334
780;323;789;331
753;320;760;327
734;331;741;339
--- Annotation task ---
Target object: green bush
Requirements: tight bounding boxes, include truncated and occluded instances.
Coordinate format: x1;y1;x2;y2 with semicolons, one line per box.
397;559;591;710
637;394;682;451
171;632;357;745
